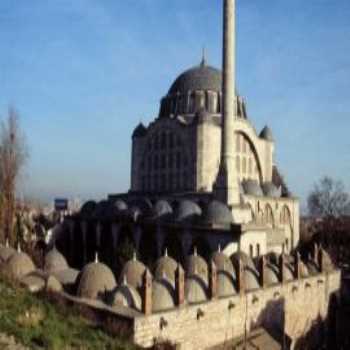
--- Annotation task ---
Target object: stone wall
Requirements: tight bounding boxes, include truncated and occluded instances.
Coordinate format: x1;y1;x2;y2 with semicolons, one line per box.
133;270;340;350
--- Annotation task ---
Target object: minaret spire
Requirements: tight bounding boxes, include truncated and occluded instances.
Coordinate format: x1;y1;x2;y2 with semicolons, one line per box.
214;0;240;207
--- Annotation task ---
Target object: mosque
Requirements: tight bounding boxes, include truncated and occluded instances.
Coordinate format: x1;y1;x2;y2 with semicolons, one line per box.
0;1;341;349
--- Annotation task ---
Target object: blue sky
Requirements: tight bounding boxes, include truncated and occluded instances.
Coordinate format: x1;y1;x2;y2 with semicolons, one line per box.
0;0;350;207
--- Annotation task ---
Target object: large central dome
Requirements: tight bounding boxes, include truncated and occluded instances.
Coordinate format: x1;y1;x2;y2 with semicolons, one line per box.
168;62;222;94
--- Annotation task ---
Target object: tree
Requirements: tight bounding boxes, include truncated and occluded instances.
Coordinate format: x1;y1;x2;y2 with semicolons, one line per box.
0;107;28;245
307;176;350;218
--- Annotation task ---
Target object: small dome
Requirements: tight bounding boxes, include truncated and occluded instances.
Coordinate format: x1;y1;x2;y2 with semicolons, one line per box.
259;125;274;142
119;258;148;290
265;263;279;286
93;200;110;220
261;182;281;198
186;253;208;283
174;200;202;223
110;284;142;311
114;199;128;212
129;198;153;218
6;252;36;279
244;268;260;291
211;251;235;275
80;201;97;217
132;123;147;138
77;261;116;300
202;200;233;226
44;247;68;273
0;244;16;263
154;254;179;284
152;200;173;220
217;271;237;297
152;278;176;312
185;275;208;304
231;251;257;272
242;180;263;197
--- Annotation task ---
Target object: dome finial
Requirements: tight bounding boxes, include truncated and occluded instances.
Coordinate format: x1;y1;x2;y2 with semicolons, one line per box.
95;252;99;263
133;250;137;261
218;244;221;253
5;238;9;248
194;246;198;257
17;242;21;253
123;274;128;286
200;46;207;67
164;247;168;257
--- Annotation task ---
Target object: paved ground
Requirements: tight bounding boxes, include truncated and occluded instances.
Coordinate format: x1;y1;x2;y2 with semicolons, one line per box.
0;333;28;350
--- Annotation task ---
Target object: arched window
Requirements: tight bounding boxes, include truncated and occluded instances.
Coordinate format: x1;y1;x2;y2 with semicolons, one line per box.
256;244;260;257
265;204;274;226
249;244;254;258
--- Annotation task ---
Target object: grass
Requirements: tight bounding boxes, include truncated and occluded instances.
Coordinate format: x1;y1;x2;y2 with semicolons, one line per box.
0;275;139;350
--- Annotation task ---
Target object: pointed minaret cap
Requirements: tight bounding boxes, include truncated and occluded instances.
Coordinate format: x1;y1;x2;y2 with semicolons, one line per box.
200;46;207;67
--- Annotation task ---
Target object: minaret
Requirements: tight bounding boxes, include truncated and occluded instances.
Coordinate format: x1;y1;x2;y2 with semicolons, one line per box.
214;0;240;207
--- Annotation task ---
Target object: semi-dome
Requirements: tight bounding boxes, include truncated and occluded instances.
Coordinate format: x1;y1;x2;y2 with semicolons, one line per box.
154;253;179;284
119;257;148;290
110;283;142;311
44;247;68;273
169;63;222;95
152;278;176;312
217;271;237;297
259;125;274;142
186;252;208;283
202;200;233;227
262;182;281;198
185;275;208;304
174;200;202;223
152;200;173;220
5;251;36;279
242;180;264;197
0;244;15;263
211;251;235;275
77;261;116;300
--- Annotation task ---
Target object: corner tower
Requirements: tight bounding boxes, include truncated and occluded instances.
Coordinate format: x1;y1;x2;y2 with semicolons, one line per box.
214;0;240;207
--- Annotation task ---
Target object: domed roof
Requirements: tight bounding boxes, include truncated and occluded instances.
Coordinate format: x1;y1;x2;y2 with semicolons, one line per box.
259;125;274;142
6;251;36;279
169;63;222;95
174;200;202;223
128;198;153;218
261;182;281;198
114;199;128;212
211;251;235;275
244;268;260;291
119;256;148;290
93;200;110;220
132;123;147;138
231;251;257;272
152;200;173;220
186;252;208;283
77;260;116;300
80;200;97;217
202;200;233;227
0;243;15;263
242;180;264;197
217;271;237;297
44;247;68;273
154;253;179;284
110;283;142;311
185;275;208;304
152;278;176;312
